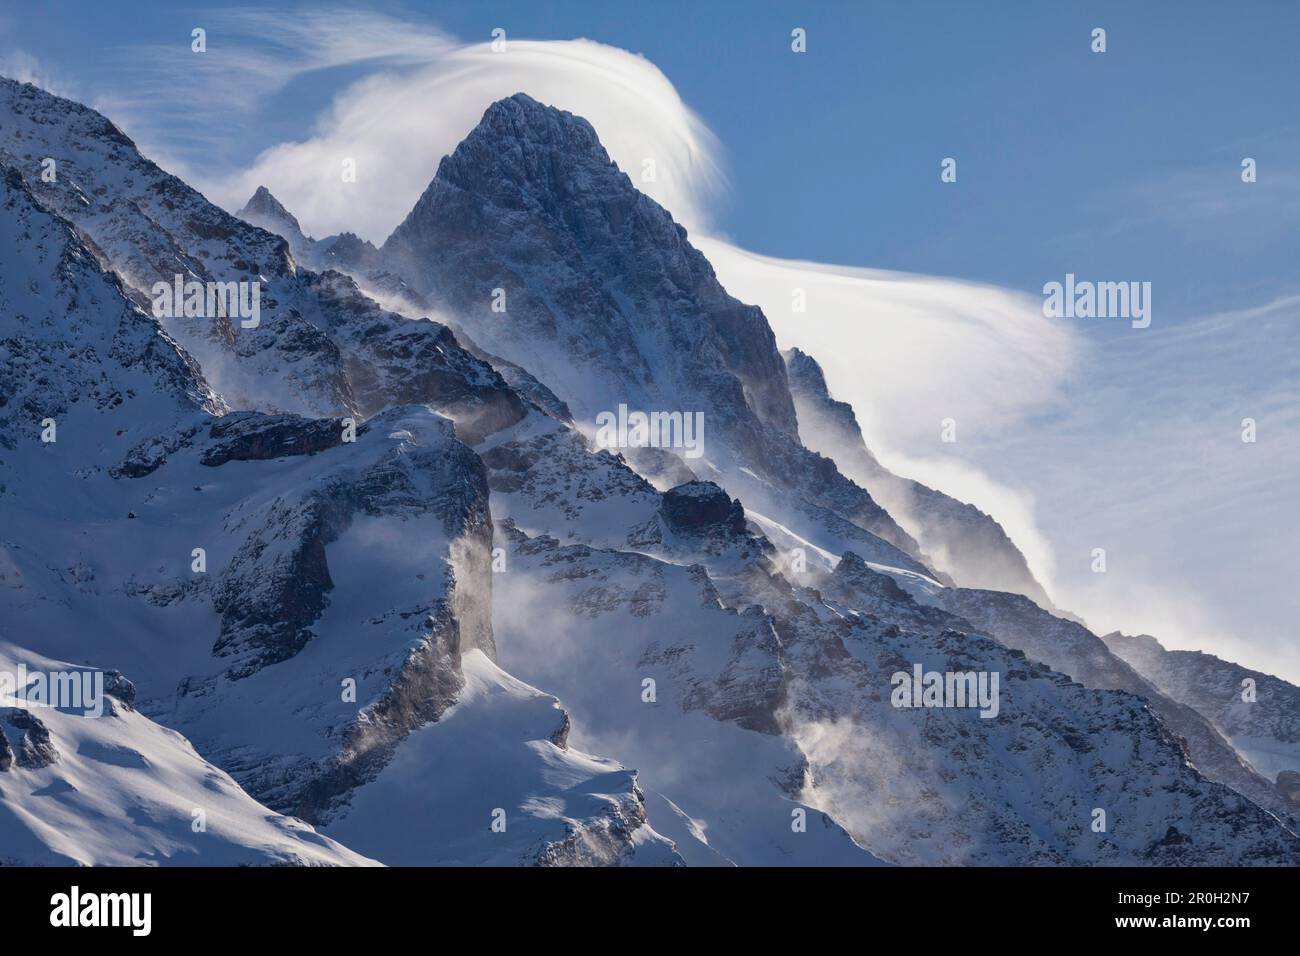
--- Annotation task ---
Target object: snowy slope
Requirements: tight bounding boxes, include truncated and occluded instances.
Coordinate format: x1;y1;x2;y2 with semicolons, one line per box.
489;461;1300;864
492;524;886;866
6;73;1300;868
931;587;1293;821
799;554;1299;863
325;650;679;866
0;77;524;444
0;153;672;865
783;346;1053;606
472;394;1299;863
376;93;931;571
0;643;375;866
1103;631;1300;794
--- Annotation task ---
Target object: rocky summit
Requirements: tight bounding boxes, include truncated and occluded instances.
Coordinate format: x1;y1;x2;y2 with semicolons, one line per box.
1;76;1298;866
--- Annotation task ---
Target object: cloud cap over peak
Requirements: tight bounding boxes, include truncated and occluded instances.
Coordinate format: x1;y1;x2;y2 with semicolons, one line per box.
202;34;724;243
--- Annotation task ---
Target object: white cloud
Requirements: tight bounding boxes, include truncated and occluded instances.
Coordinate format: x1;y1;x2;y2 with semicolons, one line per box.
180;13;1076;604
96;10;1297;680
90;9;456;173
985;295;1300;680
696;238;1084;602
695;240;1082;456
198;34;723;241
0;49;75;98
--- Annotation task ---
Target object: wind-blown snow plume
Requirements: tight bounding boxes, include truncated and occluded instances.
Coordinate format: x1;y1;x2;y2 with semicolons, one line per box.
195;28;724;239
697;239;1079;596
152;14;1073;595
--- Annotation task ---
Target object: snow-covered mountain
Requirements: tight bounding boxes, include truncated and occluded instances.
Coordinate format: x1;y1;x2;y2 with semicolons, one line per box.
0;643;375;866
236;185;410;305
0;79;524;442
783;346;1054;607
0;114;675;865
484;451;1298;862
1103;631;1300;795
377;93;933;576
3;75;1299;865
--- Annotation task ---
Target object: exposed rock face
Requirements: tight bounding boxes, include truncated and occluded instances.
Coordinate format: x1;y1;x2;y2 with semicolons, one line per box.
784;347;1053;607
660;481;747;537
0;118;672;864
1103;631;1300;802
299;270;526;443
1;708;59;769
103;670;137;709
930;587;1294;822
237;184;306;246
237;185;405;299
5;75;1299;868
0;78;524;445
1279;771;1300;805
385;95;800;426
378;93;926;569
210;494;337;679
200;412;346;467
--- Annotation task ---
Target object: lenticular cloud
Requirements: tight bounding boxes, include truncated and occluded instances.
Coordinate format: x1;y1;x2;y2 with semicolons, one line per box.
213;28;1078;443
214;37;726;241
206;27;1080;596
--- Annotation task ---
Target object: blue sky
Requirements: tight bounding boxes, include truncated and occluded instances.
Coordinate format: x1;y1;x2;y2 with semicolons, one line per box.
5;1;1300;317
3;2;1298;677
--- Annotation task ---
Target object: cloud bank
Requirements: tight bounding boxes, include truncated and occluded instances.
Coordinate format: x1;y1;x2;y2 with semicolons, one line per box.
179;19;725;240
89;8;1296;679
177;14;1080;593
174;11;1079;607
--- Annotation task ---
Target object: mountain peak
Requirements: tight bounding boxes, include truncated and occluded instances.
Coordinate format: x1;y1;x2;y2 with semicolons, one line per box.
238;185;305;241
478;92;597;138
416;93;614;206
783;347;834;401
484;90;548;117
244;184;284;212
